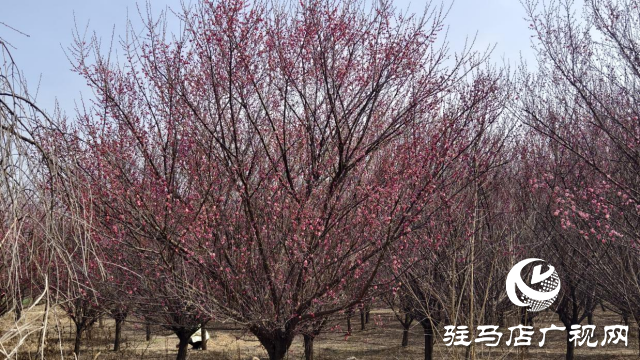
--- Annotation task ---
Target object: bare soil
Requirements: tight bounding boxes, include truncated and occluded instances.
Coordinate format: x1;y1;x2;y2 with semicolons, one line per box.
1;307;637;359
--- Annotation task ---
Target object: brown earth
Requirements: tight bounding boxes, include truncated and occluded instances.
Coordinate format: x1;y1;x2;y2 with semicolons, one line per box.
1;306;637;359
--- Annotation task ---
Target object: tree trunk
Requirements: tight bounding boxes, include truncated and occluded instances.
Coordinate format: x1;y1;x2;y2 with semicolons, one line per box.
73;325;84;356
401;313;412;347
365;309;370;324
421;319;434;360
347;311;352;335
565;330;574;360
14;300;22;321
113;317;124;351
176;337;189;360
303;334;314;360
559;315;576;360
587;311;594;325
146;322;152;341
250;326;296;360
556;287;581;360
174;329;196;360
402;327;409;347
360;308;366;330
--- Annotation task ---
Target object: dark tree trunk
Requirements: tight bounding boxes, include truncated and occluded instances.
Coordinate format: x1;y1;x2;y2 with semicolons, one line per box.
556;286;583;360
558;311;577;360
401;313;412;347
14;300;22;321
174;329;196;360
587;311;594;325
146;322;152;341
420;319;434;360
113;317;124;351
347;311;352;335
176;337;189;360
73;325;84;356
360;308;366;330
402;327;410;347
565;330;574;360
303;334;314;360
250;326;296;360
304;317;327;360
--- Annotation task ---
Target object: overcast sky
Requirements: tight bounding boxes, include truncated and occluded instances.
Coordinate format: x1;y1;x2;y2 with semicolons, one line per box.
1;0;535;116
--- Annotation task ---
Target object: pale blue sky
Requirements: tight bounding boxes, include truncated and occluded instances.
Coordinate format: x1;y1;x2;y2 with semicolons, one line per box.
1;0;535;116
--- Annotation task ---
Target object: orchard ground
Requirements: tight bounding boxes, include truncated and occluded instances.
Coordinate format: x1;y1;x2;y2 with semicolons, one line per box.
2;307;637;359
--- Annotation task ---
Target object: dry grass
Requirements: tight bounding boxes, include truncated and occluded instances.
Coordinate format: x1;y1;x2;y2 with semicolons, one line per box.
1;307;637;359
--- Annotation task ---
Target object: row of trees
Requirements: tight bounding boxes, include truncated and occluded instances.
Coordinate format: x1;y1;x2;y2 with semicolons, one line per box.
0;0;638;360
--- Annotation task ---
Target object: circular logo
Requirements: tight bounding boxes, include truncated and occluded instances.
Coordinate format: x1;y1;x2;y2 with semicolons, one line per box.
506;258;560;312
